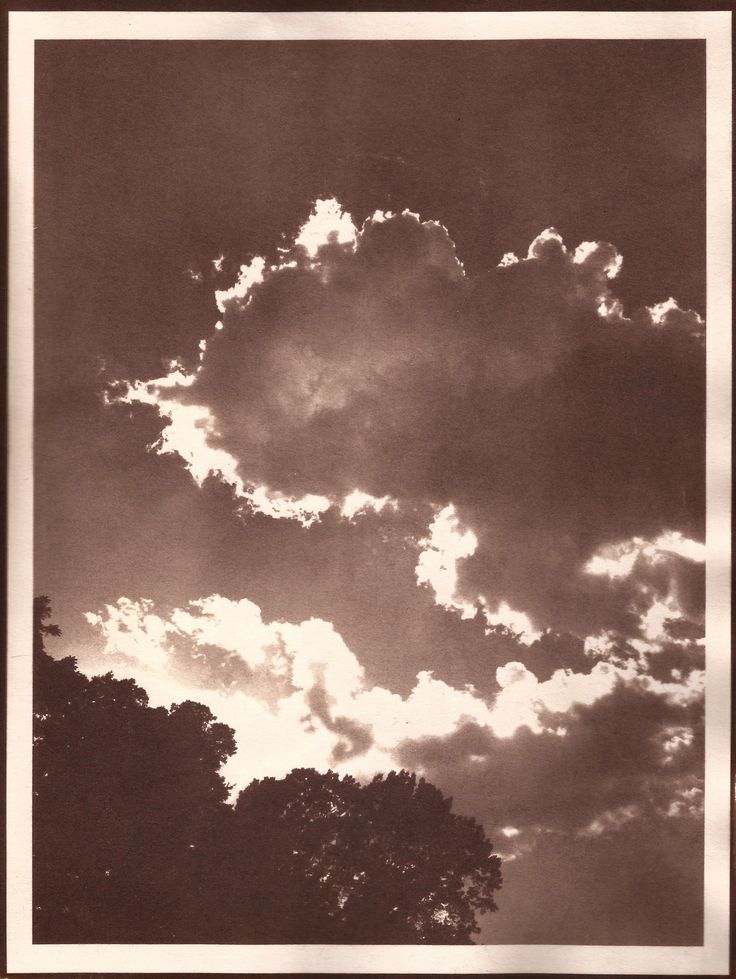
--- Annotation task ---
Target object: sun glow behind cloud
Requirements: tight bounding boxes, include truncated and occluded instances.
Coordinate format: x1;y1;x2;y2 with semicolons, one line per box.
109;197;704;650
112;199;406;529
80;588;703;850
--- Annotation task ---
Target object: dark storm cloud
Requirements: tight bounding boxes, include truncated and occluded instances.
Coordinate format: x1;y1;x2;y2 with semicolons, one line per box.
396;681;703;835
396;678;704;944
129;206;704;643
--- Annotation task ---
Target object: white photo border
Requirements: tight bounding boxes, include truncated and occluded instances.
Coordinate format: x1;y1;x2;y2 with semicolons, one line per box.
7;10;732;975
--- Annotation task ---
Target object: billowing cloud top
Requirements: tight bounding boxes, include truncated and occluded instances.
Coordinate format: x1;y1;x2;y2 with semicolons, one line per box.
114;198;704;645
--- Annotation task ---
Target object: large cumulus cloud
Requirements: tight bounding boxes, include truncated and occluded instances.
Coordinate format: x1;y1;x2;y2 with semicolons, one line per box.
116;199;705;645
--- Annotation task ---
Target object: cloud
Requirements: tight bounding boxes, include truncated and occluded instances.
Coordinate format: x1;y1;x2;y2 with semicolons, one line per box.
112;199;704;645
415;504;478;618
82;592;703;803
482;603;541;646
584;531;705;583
293;197;358;259
84;595;366;786
578;803;640;838
396;675;704;946
81;594;495;788
647;296;705;338
396;678;703;859
214;256;266;314
340;489;397;522
79;588;704;945
112;362;333;528
304;671;374;764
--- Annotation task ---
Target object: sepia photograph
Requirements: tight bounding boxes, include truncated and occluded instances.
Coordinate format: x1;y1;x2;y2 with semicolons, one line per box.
7;9;731;976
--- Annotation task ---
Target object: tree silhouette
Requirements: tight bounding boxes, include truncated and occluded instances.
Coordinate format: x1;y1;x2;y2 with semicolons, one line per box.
225;768;502;943
33;598;502;943
33;597;236;942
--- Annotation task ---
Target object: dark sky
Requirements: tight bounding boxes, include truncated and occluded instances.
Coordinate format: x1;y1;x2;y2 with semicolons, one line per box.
35;39;706;945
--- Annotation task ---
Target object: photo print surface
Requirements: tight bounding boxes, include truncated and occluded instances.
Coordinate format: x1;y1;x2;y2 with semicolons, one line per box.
10;13;729;972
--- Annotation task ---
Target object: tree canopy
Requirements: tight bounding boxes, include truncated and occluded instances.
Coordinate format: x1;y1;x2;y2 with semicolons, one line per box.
33;596;236;942
33;598;502;943
227;768;502;943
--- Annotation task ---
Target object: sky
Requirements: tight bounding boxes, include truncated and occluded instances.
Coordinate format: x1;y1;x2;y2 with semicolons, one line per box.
35;39;706;944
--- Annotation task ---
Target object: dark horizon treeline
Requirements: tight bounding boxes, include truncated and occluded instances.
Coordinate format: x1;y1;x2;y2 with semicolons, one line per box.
32;597;502;944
